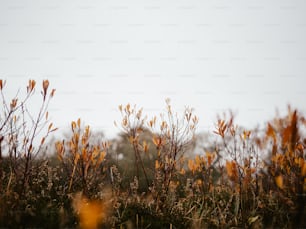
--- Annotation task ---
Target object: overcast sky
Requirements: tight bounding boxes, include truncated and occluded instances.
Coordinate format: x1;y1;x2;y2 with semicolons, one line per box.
1;0;306;138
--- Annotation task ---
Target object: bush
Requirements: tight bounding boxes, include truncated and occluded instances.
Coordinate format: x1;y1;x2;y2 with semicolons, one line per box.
0;79;305;228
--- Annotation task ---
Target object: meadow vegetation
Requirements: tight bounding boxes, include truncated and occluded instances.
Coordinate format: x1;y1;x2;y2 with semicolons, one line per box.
0;79;305;228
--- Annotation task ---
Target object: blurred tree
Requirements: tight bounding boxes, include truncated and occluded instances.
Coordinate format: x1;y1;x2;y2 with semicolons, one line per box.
108;128;156;192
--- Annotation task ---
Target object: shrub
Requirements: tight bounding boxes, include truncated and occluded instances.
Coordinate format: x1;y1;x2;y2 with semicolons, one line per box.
0;80;305;228
0;79;59;227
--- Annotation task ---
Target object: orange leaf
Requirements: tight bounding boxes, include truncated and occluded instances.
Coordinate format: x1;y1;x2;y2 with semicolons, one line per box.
10;99;18;109
226;161;238;182
188;159;196;173
206;152;215;166
42;80;49;94
143;141;149;153
72;193;107;229
31;80;36;90
102;141;109;149
82;148;87;160
129;136;135;144
155;160;160;169
266;123;276;141
302;162;306;177
74;153;80;165
243;130;251;140
27;79;35;93
275;175;284;189
55;141;65;155
152;135;160;146
48;123;53;131
180;168;185;175
160;121;167;130
50;88;56;97
148;117;156;128
71;121;77;131
99;151;106;162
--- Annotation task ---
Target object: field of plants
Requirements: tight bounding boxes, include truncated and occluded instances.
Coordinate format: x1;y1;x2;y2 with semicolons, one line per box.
0;80;305;228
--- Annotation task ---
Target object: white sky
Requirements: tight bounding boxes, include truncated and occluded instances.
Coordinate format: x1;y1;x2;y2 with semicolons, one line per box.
0;0;306;138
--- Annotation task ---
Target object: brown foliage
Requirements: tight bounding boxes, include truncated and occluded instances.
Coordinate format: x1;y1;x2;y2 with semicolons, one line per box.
0;80;305;228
